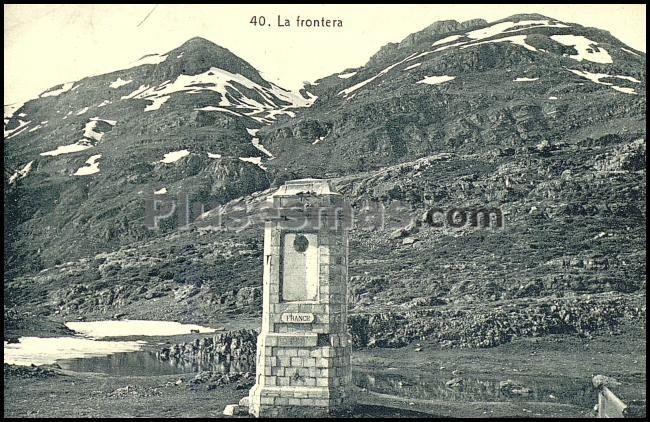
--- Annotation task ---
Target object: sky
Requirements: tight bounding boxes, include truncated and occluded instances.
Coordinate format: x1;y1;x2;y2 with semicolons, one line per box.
4;4;646;105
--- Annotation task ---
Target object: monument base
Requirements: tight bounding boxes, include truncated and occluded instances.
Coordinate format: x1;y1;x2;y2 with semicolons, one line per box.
248;385;351;417
247;332;352;417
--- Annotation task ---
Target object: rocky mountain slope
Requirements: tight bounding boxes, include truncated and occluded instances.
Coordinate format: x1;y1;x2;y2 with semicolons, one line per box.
261;14;645;175
4;15;646;348
4;37;315;276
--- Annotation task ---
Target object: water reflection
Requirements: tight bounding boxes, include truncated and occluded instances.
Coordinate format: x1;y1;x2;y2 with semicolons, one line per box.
58;350;253;376
352;370;596;408
3;337;145;366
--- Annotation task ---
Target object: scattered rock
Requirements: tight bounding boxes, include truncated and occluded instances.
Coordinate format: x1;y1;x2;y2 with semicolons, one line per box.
109;385;135;397
349;295;645;350
3;364;56;379
390;228;408;239
223;404;240;416
402;237;418;245
445;377;464;389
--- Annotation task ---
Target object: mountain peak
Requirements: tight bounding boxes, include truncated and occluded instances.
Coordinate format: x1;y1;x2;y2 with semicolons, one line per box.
154;37;271;88
179;36;219;49
499;13;558;23
394;18;489;51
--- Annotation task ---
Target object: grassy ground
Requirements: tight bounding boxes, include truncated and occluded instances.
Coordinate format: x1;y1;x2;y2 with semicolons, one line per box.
4;322;645;418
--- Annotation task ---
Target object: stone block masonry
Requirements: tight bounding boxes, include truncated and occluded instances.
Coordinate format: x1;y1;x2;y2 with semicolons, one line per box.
248;179;352;417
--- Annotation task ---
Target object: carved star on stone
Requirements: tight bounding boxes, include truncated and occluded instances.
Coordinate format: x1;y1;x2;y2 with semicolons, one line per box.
292;370;304;382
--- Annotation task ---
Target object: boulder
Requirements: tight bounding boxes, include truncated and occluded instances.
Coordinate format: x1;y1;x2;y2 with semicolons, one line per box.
402;237;418;245
445;377;464;389
223;404;240;416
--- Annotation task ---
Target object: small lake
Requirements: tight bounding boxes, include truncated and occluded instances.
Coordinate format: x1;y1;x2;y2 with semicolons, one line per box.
57;350;254;376
4;336;146;366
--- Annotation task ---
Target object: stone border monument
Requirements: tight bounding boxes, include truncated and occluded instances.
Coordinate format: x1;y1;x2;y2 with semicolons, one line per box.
248;179;352;417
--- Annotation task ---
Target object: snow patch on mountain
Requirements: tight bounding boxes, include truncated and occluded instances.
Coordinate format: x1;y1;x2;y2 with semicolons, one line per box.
433;41;469;52
621;47;641;57
74;154;102;176
109;77;133;89
338;72;358;79
262;108;296;121
83;119;114;141
464;35;538;52
144;96;170;112
404;63;422;71
246;128;259;136
90;117;117;126
433;35;463;46
417;75;456;85
467;19;569;41
514;77;539;82
609;75;642;84
611;86;637;95
207;153;222;159
567;69;640;95
252;137;273;158
154;187;168;195
551;35;612;64
250;116;271;125
239;156;266;170
407;51;435;61
195;106;243;117
4;120;31;139
160;149;190;164
98;100;111;108
339;52;419;96
121;85;151;100
298;89;318;107
40;142;93;157
120;67;314;114
76;107;89;116
8;160;34;184
41;82;75;98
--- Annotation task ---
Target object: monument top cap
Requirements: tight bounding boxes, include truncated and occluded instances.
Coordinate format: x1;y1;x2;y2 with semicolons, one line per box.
273;178;341;197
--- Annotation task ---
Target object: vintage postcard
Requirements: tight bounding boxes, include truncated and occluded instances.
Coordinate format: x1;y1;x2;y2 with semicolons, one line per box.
4;4;646;418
